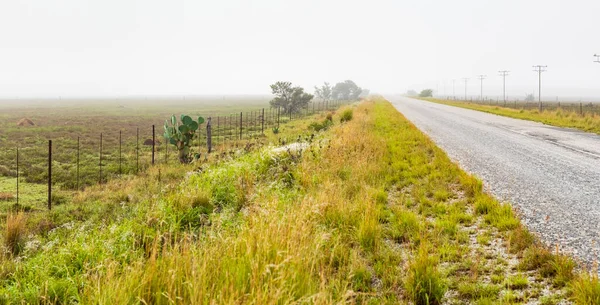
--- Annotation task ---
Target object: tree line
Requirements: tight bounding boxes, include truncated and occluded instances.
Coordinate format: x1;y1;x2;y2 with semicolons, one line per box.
269;80;369;114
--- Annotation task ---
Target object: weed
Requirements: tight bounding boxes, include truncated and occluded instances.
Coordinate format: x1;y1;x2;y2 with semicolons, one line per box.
340;108;353;123
405;244;445;305
388;207;420;243
518;246;554;271
506;274;529;290
507;226;534;254
4;212;26;256
474;194;497;215
570;273;600;304
457;282;500;299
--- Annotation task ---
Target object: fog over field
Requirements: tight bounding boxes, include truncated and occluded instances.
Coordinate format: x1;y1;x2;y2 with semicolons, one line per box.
0;0;599;101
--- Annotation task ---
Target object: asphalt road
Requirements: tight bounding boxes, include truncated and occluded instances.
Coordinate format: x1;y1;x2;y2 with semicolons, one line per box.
387;96;600;266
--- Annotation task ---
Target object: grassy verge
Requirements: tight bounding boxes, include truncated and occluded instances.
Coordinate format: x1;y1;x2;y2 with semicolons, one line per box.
0;98;597;304
421;98;600;135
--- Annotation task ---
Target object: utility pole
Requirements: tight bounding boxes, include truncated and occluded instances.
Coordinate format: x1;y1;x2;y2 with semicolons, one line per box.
477;75;486;102
498;70;510;106
594;54;600;63
532;65;547;112
462;78;469;100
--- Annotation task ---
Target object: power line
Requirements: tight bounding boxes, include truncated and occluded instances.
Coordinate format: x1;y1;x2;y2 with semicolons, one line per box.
462;78;469;100
498;70;510;106
532;65;547;112
477;75;486;102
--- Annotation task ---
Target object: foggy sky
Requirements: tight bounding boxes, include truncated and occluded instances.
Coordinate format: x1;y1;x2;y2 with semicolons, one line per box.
0;0;599;99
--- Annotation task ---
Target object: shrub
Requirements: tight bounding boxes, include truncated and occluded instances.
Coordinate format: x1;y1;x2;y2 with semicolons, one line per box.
405;245;445;305
419;89;433;97
326;113;333;121
51;192;69;206
340;109;354;123
272;126;280;134
309;119;333;132
4;212;26;256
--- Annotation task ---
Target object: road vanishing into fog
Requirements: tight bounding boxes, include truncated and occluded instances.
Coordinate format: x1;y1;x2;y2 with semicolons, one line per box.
387;96;600;266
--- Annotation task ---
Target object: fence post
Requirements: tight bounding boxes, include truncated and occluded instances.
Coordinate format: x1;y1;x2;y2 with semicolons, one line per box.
152;125;155;165
198;120;202;153
77;137;80;190
119;130;122;174
136;128;139;173
48;140;52;210
239;112;243;139
99;133;103;184
207;117;212;153
580;102;583;116
16;148;19;205
261;108;265;134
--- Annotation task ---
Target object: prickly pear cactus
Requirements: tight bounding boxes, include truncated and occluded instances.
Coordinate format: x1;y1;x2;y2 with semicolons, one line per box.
164;114;205;163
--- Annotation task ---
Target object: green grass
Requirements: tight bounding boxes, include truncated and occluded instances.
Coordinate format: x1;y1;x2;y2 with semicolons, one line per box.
422;98;600;134
0;97;343;189
0;98;595;303
0;177;47;212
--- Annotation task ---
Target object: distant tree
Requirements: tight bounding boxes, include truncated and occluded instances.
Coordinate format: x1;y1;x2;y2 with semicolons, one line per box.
359;89;370;98
524;93;535;101
270;81;314;113
332;80;362;100
419;89;433;97
314;82;332;101
406;90;418;96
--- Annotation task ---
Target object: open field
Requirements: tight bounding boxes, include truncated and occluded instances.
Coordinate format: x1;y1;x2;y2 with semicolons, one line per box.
0;97;272;187
421;98;600;135
0;98;597;303
0;97;344;210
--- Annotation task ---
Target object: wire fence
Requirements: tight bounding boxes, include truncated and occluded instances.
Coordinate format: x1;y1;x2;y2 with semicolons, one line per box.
0;100;350;209
439;96;600;116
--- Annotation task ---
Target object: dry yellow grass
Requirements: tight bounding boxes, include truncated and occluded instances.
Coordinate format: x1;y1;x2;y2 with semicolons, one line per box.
4;212;26;256
424;98;600;134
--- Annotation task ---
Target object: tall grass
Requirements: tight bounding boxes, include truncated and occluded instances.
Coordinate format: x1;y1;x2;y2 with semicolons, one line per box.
4;212;26;256
405;243;445;305
571;273;600;304
0;99;598;303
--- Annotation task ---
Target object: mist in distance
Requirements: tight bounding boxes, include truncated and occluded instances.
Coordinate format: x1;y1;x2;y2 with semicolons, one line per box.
0;0;599;103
